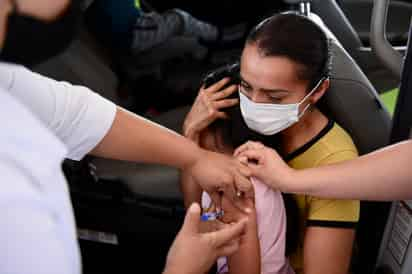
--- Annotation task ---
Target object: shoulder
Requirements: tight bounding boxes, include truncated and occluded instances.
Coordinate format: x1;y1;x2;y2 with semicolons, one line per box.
306;196;360;224
314;123;358;166
252;178;284;207
252;178;286;225
288;122;358;169
323;123;357;151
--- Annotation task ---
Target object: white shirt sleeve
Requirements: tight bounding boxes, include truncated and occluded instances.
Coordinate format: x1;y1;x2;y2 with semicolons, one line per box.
0;63;117;160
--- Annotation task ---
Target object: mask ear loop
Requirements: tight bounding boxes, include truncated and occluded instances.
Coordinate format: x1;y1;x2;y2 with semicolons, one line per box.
298;77;328;118
299;38;333;117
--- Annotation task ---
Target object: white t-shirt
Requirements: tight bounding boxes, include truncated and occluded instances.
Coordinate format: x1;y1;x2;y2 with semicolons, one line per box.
0;62;117;274
0;62;116;160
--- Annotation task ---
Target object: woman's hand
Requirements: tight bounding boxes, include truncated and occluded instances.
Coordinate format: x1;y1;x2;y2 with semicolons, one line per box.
234;141;297;192
183;78;238;142
163;203;248;274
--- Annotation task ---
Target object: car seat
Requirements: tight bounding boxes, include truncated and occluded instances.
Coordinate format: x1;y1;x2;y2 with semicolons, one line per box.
313;13;393;274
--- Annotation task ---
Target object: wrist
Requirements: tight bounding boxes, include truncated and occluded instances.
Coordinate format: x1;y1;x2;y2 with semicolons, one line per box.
183;122;200;143
280;168;307;194
181;142;205;170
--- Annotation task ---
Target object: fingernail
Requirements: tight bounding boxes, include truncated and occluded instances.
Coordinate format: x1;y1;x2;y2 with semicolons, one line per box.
244;208;253;214
239;156;247;164
189;203;201;213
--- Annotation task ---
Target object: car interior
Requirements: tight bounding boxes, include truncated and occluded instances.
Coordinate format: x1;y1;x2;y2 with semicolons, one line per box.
28;0;412;273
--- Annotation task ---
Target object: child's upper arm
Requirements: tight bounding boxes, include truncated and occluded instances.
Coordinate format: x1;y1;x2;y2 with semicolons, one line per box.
253;178;292;274
202;180;293;274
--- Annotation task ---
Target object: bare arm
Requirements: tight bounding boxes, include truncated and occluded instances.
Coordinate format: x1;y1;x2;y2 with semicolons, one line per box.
236;140;412;201
92;107;200;168
292;140;412;200
181;126;232;208
92;107;251;208
180;78;239;208
180;115;204;209
303;227;355;274
219;196;260;274
181;165;203;209
226;211;260;274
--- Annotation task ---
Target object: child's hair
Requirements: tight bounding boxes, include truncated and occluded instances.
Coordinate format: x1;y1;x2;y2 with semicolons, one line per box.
246;12;331;91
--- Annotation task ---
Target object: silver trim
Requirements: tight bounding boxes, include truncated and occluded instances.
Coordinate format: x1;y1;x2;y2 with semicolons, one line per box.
299;1;311;16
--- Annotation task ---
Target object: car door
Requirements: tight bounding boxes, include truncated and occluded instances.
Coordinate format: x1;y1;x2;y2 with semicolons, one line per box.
336;0;412;93
338;0;412;47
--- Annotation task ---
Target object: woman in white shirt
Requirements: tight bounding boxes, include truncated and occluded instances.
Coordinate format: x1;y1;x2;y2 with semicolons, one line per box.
0;0;251;273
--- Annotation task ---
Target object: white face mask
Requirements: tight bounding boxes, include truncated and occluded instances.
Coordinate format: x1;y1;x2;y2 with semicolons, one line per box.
239;78;325;136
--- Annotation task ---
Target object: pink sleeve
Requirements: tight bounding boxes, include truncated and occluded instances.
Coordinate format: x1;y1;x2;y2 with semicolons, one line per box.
253;178;294;274
201;192;212;210
202;180;294;274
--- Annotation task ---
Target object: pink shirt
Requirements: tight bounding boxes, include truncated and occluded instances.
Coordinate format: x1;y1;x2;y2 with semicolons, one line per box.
202;178;294;274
